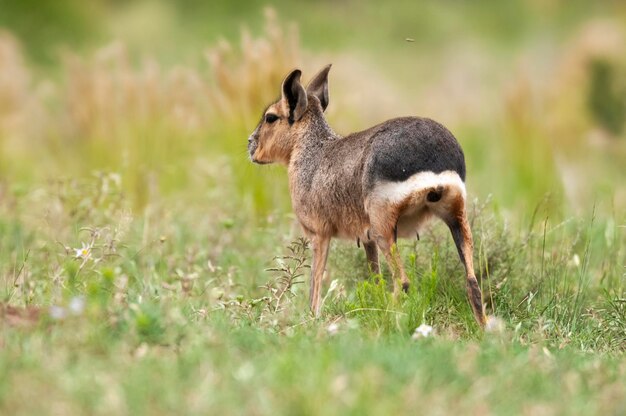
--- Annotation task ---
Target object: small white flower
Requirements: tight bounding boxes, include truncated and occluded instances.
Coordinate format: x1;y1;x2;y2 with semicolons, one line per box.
234;362;255;382
412;323;434;340
68;296;85;315
134;343;149;359
542;346;552;358
327;322;340;335
49;305;66;320
572;254;581;267
485;315;505;333
74;242;92;260
109;172;122;187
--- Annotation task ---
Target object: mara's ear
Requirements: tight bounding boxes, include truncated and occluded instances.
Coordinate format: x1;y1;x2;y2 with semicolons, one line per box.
306;64;331;111
281;69;308;123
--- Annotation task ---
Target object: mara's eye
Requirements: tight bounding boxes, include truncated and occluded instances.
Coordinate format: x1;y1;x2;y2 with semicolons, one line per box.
265;113;279;123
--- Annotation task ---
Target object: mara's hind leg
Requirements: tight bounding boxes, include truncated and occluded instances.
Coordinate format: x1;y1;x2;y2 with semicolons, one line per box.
367;206;410;294
377;235;410;295
363;240;380;275
444;202;486;327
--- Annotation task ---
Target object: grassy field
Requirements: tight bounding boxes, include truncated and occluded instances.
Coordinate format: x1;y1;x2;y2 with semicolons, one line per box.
1;1;626;415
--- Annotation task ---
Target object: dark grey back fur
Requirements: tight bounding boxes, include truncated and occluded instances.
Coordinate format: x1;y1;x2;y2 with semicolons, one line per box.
361;117;466;191
293;107;465;198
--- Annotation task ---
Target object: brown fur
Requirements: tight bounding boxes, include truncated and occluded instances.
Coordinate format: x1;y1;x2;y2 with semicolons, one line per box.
247;66;486;326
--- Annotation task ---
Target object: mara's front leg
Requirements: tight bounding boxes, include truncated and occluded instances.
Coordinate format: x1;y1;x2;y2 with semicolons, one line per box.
309;235;330;317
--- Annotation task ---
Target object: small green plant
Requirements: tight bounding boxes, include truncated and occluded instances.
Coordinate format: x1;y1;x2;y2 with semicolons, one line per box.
209;237;309;327
404;251;440;333
131;302;165;345
350;276;398;332
596;290;626;351
262;237;309;315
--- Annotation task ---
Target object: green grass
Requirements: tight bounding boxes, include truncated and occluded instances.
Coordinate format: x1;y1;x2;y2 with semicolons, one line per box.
1;173;624;414
3;325;625;415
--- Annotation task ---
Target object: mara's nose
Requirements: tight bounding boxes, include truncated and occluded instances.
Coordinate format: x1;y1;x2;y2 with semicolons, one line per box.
248;127;259;144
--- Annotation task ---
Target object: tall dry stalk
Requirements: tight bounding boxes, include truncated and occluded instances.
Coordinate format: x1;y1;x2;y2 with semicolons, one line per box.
0;32;49;149
1;8;299;148
206;8;300;126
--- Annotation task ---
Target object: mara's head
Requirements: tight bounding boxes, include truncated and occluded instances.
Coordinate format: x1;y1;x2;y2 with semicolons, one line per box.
248;65;332;165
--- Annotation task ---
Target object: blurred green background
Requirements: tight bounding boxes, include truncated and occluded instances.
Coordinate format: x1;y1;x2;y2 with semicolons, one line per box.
1;2;626;414
1;0;625;215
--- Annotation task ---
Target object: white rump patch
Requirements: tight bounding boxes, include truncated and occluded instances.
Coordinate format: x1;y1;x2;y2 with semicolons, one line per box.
371;170;466;205
366;170;467;238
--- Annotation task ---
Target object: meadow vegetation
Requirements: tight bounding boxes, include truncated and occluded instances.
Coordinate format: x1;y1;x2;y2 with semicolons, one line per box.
1;2;625;414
